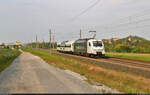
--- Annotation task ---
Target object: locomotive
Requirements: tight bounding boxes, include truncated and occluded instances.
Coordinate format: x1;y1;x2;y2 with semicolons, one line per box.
57;38;105;57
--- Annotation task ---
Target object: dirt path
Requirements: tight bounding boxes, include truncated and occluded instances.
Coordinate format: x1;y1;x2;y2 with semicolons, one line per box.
0;52;99;93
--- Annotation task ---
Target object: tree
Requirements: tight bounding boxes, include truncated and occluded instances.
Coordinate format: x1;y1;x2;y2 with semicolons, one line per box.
114;44;131;53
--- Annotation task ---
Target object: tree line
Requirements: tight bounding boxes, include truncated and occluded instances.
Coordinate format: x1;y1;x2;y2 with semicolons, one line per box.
103;36;150;53
26;42;57;49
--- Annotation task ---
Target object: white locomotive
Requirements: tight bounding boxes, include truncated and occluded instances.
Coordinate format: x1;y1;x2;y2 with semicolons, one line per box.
57;38;105;57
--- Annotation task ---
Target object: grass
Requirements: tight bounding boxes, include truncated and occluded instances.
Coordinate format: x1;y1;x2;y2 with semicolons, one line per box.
0;49;21;72
23;48;150;93
106;52;150;62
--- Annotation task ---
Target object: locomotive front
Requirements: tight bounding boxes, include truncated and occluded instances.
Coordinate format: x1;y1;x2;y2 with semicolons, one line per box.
87;39;105;57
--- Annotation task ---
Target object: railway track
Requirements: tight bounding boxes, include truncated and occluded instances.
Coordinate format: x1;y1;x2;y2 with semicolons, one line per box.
36;49;150;78
104;58;150;69
53;50;150;70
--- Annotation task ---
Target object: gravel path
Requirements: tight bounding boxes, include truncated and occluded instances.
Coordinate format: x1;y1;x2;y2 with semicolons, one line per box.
0;52;100;93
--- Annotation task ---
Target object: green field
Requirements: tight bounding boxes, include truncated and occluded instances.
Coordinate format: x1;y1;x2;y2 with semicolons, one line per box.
0;49;21;72
106;52;150;62
23;48;150;93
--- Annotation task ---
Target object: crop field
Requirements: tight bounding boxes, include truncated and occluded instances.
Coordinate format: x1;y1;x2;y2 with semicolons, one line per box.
23;48;150;93
106;52;150;62
0;49;21;72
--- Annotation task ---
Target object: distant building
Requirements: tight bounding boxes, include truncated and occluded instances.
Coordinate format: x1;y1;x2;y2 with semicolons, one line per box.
128;37;132;41
104;37;119;44
0;43;5;49
5;43;16;49
3;41;22;49
108;39;112;44
16;41;22;46
111;38;119;41
133;40;137;43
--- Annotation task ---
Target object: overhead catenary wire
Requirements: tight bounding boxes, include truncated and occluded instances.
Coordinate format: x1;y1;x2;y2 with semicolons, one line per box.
94;7;150;38
96;7;150;33
100;8;150;28
108;17;150;29
69;0;102;22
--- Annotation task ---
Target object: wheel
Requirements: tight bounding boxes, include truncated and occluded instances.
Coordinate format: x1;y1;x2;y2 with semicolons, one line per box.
101;54;105;58
90;54;95;58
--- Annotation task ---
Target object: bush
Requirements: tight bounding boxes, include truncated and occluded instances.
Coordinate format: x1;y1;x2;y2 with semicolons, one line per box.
130;47;140;53
114;44;132;53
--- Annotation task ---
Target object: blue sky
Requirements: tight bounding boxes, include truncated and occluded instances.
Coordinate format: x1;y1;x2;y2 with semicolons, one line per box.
0;0;150;43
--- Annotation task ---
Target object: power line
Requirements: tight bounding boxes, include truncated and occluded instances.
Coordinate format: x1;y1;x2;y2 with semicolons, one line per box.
101;8;150;28
107;17;150;29
101;22;150;33
70;0;102;21
96;8;150;34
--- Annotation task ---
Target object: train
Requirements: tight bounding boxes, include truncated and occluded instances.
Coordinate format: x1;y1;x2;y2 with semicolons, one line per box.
57;38;105;57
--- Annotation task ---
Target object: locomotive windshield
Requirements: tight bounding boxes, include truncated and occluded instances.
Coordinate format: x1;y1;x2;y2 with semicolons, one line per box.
93;41;103;47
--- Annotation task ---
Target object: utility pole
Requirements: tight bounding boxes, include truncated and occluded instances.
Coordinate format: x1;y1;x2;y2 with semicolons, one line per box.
53;29;55;49
80;29;82;39
36;35;38;49
52;35;55;49
42;39;45;49
49;29;52;50
27;40;31;48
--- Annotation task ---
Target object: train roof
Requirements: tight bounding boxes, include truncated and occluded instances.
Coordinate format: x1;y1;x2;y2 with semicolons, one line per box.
58;40;75;46
78;38;94;40
65;40;75;45
76;38;102;41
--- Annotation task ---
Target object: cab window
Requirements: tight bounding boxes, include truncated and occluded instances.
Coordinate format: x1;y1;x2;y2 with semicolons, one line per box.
89;42;91;46
93;41;103;47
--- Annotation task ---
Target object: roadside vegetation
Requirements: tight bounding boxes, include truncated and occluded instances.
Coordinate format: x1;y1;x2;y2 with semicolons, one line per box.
106;52;150;62
0;49;21;72
23;48;150;93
